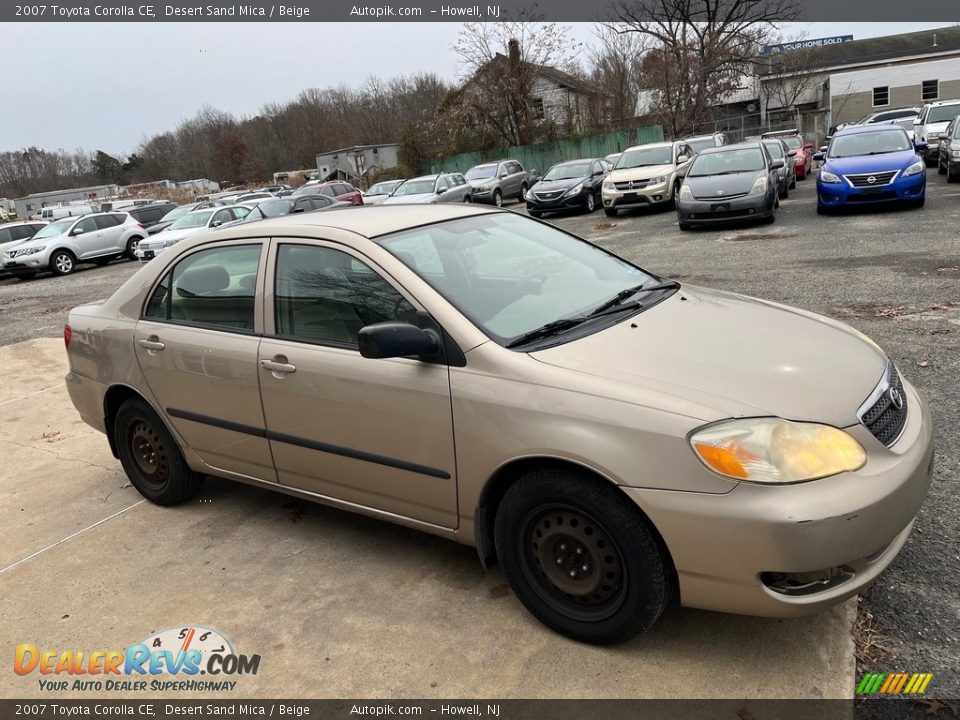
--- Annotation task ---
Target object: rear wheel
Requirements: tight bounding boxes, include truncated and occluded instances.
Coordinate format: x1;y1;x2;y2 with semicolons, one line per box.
49;249;76;276
495;468;671;644
125;236;143;260
114;398;201;506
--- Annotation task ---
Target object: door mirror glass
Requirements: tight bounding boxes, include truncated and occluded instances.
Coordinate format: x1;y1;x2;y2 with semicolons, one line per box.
677;154;689;163
358;322;439;359
913;118;921;125
71;227;84;235
771;159;785;170
813;152;825;162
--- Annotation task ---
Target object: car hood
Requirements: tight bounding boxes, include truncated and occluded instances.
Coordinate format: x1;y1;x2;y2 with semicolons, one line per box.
530;285;887;426
922;121;951;137
824;150;919;175
467;178;498;188
685;171;761;199
531;176;588;192
607;164;674;182
142;227;203;246
382;193;436;204
363;194;390;205
147;221;173;235
4;235;63;252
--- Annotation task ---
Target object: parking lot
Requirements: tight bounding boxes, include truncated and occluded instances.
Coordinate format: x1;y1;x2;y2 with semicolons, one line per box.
1;172;957;699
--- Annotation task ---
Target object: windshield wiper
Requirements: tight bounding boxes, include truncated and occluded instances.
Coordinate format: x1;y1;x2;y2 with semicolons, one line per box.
505;317;594;348
865;149;902;155
587;280;681;317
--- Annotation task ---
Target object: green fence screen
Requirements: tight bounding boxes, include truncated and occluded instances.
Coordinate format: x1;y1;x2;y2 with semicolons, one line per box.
424;126;664;175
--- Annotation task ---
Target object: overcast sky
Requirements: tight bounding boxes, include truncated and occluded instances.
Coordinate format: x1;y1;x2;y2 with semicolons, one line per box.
2;22;950;155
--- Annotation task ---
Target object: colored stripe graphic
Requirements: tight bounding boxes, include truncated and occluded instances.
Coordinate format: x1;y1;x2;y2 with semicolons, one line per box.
856;673;932;695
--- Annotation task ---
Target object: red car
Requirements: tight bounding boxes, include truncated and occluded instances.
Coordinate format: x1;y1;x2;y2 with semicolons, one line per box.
761;130;815;180
291;181;364;205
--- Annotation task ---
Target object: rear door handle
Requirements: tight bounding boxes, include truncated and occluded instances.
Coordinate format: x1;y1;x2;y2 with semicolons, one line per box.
138;337;165;352
260;357;296;375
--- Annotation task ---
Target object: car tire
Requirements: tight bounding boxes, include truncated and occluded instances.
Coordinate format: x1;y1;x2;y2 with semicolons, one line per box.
911;196;926;209
463;195;472;203
519;183;528;201
678;222;692;231
125;236;143;260
585;193;596;213
529;211;543;219
817;204;829;215
947;163;958;183
604;207;618;217
789;175;797;189
49;249;76;276
493;190;503;208
114;397;202;506
779;185;788;200
938;158;947;175
494;467;672;645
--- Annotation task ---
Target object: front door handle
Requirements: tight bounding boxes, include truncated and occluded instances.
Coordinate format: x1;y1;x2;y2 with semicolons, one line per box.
138;337;165;352
260;356;296;376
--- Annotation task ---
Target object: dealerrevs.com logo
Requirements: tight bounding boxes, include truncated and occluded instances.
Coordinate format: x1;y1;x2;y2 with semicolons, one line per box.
14;625;261;692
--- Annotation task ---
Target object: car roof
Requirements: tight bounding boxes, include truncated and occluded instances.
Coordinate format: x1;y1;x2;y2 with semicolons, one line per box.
834;124;909;137
923;99;960;108
202;204;501;243
698;141;764;155
407;174;439;181
1;220;45;227
622;142;674;152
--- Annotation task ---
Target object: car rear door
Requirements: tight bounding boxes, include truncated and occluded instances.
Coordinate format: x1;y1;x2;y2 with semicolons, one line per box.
94;213;126;252
257;239;457;528
135;240;276;482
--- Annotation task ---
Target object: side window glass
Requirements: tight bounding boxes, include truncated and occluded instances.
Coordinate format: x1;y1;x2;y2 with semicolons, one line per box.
321;186;336;197
75;217;98;234
274;244;417;347
94;214;120;230
145;244;261;330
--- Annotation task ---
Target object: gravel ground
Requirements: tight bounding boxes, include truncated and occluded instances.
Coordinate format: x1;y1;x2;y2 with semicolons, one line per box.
1;172;957;695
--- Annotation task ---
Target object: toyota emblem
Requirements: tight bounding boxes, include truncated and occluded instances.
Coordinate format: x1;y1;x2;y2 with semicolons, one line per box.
867;175;877;184
716;190;724;196
888;386;904;410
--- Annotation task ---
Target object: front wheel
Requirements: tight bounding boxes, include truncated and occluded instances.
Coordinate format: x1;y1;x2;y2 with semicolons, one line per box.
462;195;472;203
678;222;692;231
938;157;947;175
493;189;503;208
604;207;618;217
494;468;672;645
585;193;596;213
910;196;926;209
529;210;543;219
49;249;76;276
519;183;528;201
114;398;201;506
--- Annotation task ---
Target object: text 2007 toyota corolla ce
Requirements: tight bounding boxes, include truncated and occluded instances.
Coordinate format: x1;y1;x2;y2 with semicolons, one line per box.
64;206;933;644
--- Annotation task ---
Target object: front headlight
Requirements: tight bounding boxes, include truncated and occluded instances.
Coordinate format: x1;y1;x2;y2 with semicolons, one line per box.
903;161;925;177
820;170;841;183
564;183;584;197
749;176;768;195
478;184;492;192
602;181;614;190
647;176;667;185
525;189;535;200
690;418;866;484
678;184;692;200
22;245;46;256
161;238;179;248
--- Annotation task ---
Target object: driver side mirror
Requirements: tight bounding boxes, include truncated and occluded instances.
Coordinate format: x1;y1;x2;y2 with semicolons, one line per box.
677;154;690;163
71;227;84;235
211;220;222;227
771;159;785;170
813;152;825;162
499;172;508;179
913;118;921;126
915;140;928;152
803;143;814;150
358;322;440;360
436;187;447;195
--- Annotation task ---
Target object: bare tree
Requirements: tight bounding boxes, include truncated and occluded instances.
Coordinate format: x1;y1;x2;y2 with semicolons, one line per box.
610;0;799;136
590;24;648;129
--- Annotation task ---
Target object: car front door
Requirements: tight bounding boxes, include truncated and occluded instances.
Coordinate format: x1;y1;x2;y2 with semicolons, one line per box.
258;240;457;528
210;208;234;229
69;216;105;258
135;241;277;483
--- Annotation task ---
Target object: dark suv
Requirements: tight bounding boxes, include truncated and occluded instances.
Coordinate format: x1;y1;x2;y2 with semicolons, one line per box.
127;202;178;229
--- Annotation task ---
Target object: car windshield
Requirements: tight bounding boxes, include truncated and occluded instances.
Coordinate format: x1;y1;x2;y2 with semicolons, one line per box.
762;141;785;159
929;105;960;123
32;219;74;239
543;162;592;181
255;199;293;218
686;138;717;153
377;212;657;346
394;179;436;196
159;206;193;223
616;146;673;169
829;129;911;158
168;210;214;230
368;181;399;195
689;148;765;176
466;165;497;180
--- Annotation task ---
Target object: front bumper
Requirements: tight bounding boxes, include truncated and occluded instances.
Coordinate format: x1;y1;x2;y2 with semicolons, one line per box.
675;192;772;225
625;379;933;617
2;255;48;272
469;188;497;204
526;190;589;213
923;141;940;161
135;245;165;261
817;172;925;207
602;182;672;209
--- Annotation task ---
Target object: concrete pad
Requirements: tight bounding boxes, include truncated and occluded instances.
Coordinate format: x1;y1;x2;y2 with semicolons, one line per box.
0;339;856;700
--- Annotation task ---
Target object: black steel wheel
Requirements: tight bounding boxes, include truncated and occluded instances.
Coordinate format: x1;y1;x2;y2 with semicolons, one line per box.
114;398;201;505
495;467;672;644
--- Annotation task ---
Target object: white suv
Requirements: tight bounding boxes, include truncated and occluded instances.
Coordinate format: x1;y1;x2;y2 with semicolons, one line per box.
1;212;146;278
914;99;960;166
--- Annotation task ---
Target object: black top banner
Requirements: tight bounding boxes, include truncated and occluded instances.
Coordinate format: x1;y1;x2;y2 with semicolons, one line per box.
2;0;959;22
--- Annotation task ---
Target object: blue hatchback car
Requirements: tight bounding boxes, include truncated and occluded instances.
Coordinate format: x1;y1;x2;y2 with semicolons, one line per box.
815;125;927;213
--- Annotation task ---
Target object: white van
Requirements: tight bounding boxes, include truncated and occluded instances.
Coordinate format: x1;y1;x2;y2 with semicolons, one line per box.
39;205;95;221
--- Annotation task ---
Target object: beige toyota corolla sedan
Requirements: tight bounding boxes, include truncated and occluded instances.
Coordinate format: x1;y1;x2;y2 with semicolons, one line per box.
64;205;933;644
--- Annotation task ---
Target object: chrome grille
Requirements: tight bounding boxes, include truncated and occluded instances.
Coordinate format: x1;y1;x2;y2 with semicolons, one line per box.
534;190;563;200
845;171;898;187
858;362;908;446
614;180;650;191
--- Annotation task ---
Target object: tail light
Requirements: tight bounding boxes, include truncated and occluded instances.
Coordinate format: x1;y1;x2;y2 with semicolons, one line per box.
137;222;146;229
63;324;72;349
